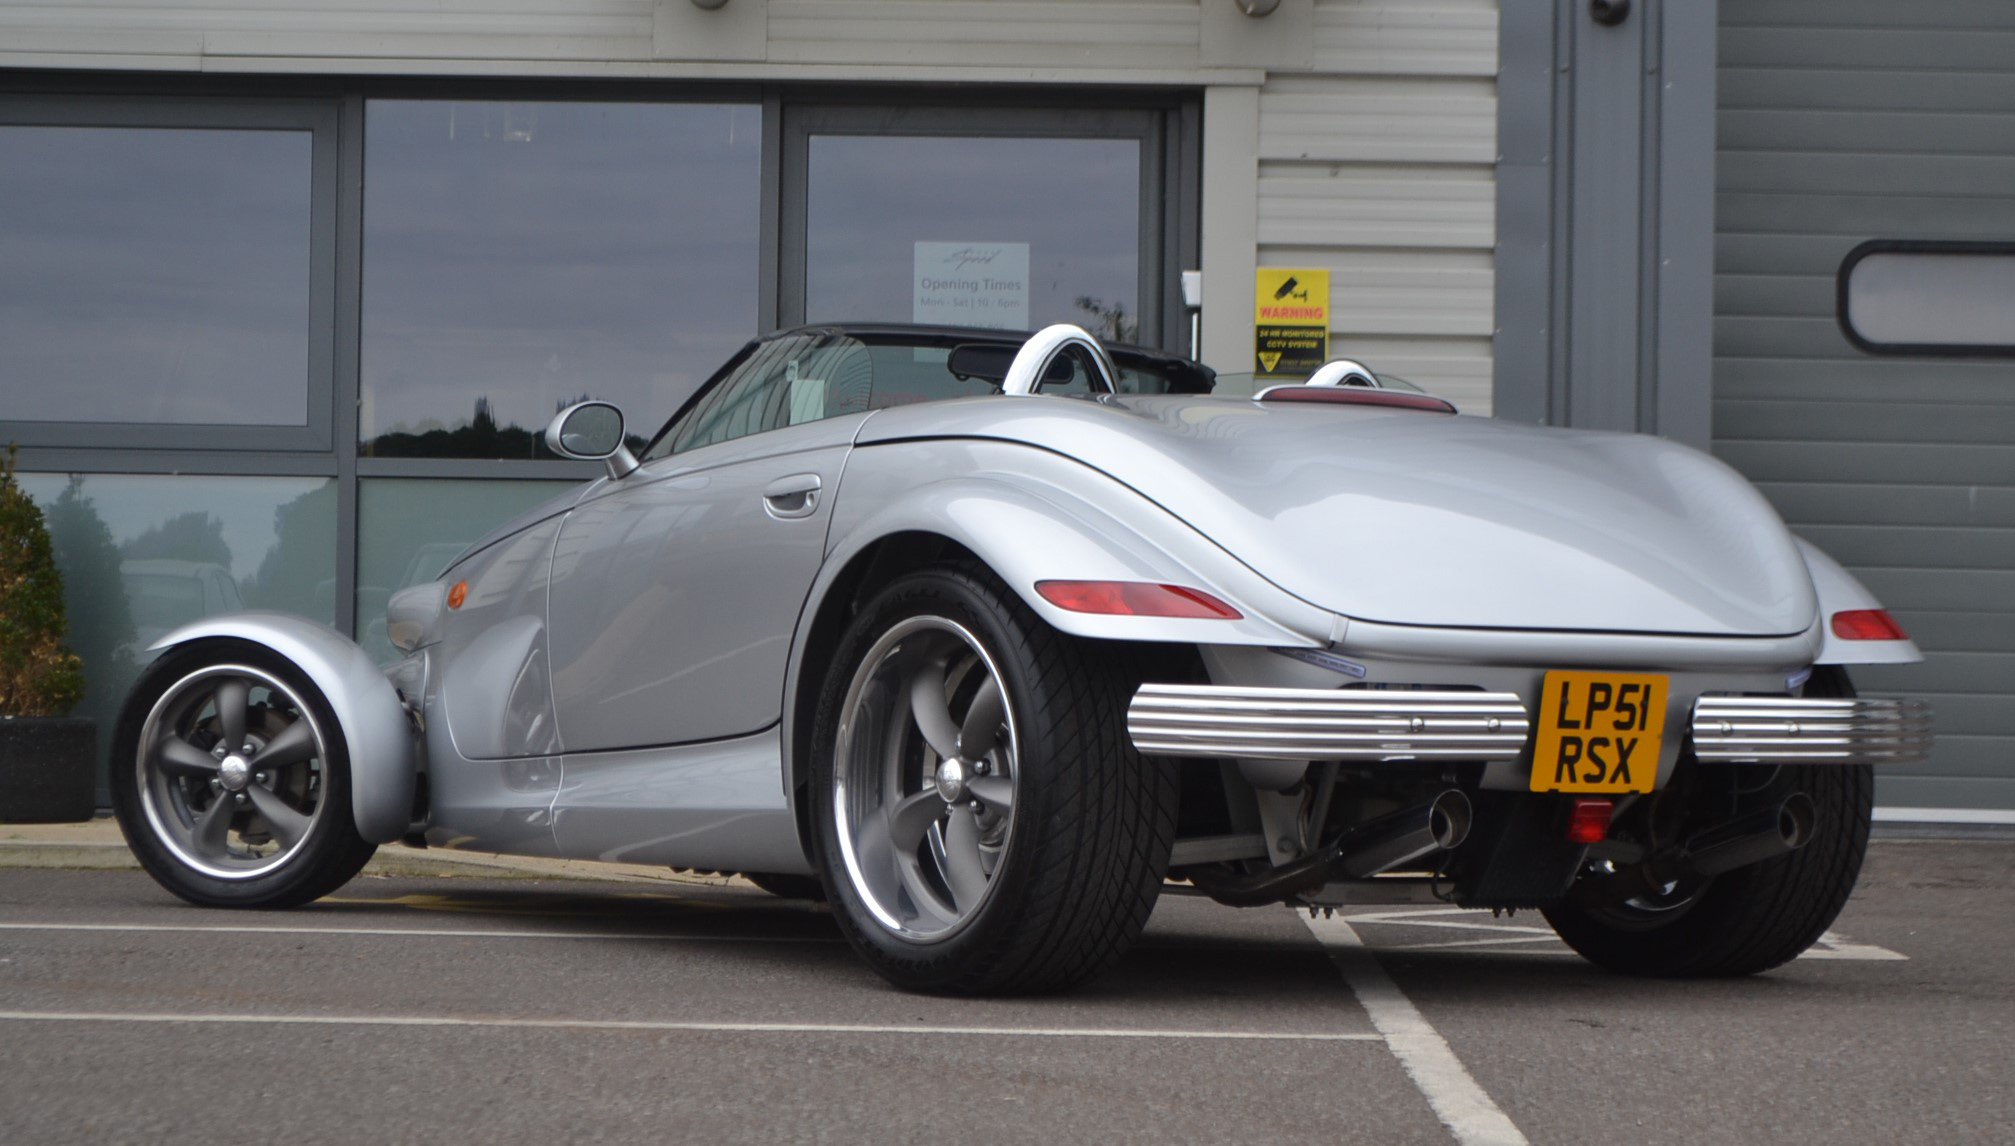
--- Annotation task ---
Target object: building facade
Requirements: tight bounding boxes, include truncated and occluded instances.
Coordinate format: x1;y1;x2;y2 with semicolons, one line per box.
0;0;2006;817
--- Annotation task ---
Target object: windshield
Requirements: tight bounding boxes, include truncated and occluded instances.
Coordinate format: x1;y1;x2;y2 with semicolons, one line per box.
642;327;1209;461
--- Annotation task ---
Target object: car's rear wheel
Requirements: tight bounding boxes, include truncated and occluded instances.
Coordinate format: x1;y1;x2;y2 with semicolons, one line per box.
811;564;1177;995
1543;666;1873;977
112;640;376;908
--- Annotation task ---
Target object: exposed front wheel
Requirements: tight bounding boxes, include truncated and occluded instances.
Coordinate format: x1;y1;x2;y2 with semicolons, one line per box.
1543;666;1873;977
811;565;1177;995
112;640;377;908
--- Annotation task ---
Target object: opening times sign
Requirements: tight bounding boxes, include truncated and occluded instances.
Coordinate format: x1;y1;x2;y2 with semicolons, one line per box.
1255;267;1330;376
914;242;1030;331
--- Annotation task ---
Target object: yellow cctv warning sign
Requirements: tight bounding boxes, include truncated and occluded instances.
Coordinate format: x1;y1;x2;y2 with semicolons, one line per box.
1254;268;1329;376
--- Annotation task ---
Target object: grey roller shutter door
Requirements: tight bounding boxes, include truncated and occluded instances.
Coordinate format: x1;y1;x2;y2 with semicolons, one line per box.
1714;1;2015;814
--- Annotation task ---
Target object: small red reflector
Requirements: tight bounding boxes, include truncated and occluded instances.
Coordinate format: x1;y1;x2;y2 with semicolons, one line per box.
1831;609;1908;641
1034;580;1243;620
1566;799;1613;845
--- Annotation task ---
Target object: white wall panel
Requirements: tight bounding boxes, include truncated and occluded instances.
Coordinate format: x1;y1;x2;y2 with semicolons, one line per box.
1312;0;1496;76
1249;1;1498;410
767;0;1199;68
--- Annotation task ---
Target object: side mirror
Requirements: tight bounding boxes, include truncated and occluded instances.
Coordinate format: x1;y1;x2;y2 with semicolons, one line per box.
544;401;640;480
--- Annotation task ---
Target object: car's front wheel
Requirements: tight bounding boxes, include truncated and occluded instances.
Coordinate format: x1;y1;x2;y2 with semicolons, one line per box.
112;639;377;908
811;564;1177;995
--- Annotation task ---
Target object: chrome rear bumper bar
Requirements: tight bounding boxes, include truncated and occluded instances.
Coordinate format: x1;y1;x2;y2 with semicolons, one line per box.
1126;684;1531;762
1689;696;1934;766
1128;684;1933;768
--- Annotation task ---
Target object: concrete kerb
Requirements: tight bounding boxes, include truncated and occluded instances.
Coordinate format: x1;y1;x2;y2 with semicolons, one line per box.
0;815;762;888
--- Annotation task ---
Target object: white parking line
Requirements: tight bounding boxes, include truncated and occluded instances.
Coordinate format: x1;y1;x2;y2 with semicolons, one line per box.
0;1010;1380;1043
1337;909;1909;962
1304;914;1529;1146
1804;930;1909;961
0;921;838;943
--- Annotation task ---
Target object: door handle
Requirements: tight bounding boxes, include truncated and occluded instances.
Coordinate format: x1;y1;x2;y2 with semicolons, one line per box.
763;473;822;519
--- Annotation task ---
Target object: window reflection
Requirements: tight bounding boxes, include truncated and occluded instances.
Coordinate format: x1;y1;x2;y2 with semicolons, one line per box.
356;478;580;663
805;135;1141;338
361;101;762;458
14;473;335;798
0;126;312;425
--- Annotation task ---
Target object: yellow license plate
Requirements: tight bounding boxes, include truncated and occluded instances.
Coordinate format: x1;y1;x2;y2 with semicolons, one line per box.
1529;671;1668;794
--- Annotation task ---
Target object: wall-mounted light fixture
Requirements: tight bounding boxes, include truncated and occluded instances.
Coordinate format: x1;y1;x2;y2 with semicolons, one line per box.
690;0;731;10
1235;0;1282;16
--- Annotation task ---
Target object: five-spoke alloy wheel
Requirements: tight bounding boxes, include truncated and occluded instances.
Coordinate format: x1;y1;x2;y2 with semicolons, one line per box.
831;614;1020;942
812;564;1177;995
113;640;376;908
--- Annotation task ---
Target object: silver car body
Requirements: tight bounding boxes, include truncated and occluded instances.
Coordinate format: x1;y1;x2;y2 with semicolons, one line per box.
147;325;1927;880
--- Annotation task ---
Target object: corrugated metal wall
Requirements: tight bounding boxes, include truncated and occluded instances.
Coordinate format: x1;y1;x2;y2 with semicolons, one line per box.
1261;0;1498;412
1715;0;2015;813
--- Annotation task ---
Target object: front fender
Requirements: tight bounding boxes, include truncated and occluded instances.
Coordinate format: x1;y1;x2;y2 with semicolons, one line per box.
1796;539;1923;665
148;612;418;844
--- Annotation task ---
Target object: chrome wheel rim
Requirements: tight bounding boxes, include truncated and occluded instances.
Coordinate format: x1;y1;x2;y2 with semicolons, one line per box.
136;664;330;880
832;615;1019;943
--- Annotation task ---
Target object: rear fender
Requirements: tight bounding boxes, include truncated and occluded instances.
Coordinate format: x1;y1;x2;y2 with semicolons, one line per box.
819;440;1334;649
148;612;418;843
1796;540;1923;665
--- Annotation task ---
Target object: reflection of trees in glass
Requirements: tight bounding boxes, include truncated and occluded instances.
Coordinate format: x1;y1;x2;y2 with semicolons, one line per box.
248;483;337;621
121;511;233;568
1073;296;1139;344
365;395;557;459
364;394;646;458
40;477;138;724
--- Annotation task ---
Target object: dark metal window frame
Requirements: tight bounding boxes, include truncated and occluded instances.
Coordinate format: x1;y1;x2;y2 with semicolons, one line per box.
1836;238;2015;358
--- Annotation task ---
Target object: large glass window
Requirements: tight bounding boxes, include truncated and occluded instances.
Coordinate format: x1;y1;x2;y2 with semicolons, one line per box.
0;124;314;428
360;100;762;458
802;134;1144;339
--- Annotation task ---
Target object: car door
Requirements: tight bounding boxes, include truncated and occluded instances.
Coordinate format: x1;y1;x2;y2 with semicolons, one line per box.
544;411;864;754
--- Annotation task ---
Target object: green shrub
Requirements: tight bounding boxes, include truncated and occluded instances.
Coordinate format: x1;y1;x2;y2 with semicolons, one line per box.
0;447;85;717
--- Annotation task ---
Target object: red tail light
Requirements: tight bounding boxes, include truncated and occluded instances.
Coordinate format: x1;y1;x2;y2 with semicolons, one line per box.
1034;580;1243;620
1566;799;1613;845
1831;609;1909;641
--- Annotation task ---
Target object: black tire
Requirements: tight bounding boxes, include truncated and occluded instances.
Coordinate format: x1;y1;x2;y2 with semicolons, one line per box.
112;639;377;908
1543;666;1873;977
810;563;1178;996
743;872;827;901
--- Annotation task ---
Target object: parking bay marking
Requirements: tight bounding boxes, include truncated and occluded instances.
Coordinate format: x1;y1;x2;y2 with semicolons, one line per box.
0;1010;1380;1044
1336;909;1907;961
1304;913;1530;1146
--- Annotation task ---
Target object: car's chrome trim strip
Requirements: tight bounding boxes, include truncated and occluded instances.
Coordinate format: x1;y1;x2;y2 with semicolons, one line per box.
1689;696;1934;765
1127;684;1531;761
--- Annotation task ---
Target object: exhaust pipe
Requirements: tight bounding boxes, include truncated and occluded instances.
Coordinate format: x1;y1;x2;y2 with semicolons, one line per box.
1187;790;1471;908
1333;790;1473;879
1678;792;1815;879
1569;792;1818;909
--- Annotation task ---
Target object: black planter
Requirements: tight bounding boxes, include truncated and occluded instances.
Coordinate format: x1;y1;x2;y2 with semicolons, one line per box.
0;716;97;823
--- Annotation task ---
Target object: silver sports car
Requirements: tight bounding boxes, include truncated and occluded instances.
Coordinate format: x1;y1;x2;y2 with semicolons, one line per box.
112;322;1933;995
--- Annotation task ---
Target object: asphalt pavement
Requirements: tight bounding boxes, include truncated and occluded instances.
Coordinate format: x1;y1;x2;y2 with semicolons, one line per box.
1;820;2010;1145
